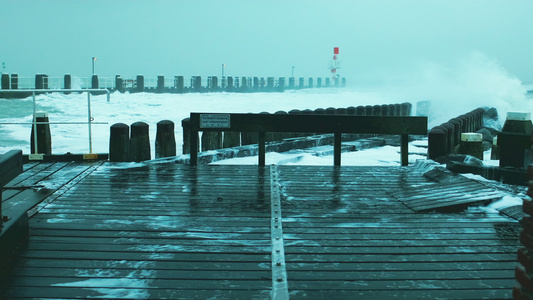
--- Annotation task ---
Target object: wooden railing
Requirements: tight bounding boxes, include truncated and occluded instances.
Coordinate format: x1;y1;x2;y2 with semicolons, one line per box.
189;113;428;166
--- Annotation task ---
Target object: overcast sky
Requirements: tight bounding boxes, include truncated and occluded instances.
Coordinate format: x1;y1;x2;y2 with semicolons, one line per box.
1;0;532;84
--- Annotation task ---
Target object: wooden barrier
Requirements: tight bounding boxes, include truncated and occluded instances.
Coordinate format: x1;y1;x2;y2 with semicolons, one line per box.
189;113;427;166
155;120;176;158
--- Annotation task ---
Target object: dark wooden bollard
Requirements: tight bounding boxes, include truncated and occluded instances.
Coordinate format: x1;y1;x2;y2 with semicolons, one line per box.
325;78;330;87
181;118;198;154
381;105;390;116
458;133;484;160
194;76;201;92
428;127;447;160
130;122;150;162
10;74;18;89
155;120;176;158
347;106;356;115
202;131;222;151
175;76;184;93
440;123;455;154
91;75;99;89
227;77;234;92
157;75;165;93
448;118;462;149
365;105;374;116
336;108;348;115
115;75;124;93
372;105;382;116
308;78;313;88
317;78;322;88
136;75;144;93
1;74;9;89
394;104;401;116
355;106;365;116
401;102;412;116
64;74;72;91
314;108;325;115
30;112;52;154
299;77;305;89
326;107;337;115
211;76;219;90
109;123;130;162
223;132;240;148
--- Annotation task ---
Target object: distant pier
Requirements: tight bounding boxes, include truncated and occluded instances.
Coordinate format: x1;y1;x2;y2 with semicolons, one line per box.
0;73;347;98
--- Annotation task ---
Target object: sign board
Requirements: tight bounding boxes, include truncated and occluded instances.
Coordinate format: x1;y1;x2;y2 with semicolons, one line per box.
200;114;231;128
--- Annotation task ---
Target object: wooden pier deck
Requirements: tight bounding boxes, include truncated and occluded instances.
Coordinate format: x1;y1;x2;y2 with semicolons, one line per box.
0;161;521;299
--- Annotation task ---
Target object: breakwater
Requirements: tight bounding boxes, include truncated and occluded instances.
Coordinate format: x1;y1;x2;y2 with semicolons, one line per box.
0;73;347;98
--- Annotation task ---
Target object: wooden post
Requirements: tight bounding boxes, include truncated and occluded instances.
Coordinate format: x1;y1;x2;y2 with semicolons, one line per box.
308;77;313;88
253;77;259;91
227;77;234;92
325;78;330;87
91;75;99;89
334;132;341;166
299;77;304;89
156;120;176;158
441;123;455;154
202;131;222;151
355;106;365;116
317;78;322;88
35;74;43;89
241;77;248;92
365;105;374;116
381;105;390;116
401;134;409;166
10;74;18;89
289;77;295;89
136;75;144;93
1;74;9;89
267;77;274;91
30;112;52;155
211;76;218;91
64;74;72;90
190;125;198;166
428;127;447;160
223;131;240;148
176;76;184;93
373;105;382;116
157;75;165;93
194;76;201;92
259;131;266;166
130;122;150;162
115;76;124;93
401;102;412;116
342;78;346;87
109;123;130;162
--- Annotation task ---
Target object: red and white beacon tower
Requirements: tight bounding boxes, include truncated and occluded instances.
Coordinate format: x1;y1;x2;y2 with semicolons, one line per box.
329;47;340;86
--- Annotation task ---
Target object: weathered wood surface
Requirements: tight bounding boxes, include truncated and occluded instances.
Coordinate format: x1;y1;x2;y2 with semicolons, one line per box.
0;163;521;299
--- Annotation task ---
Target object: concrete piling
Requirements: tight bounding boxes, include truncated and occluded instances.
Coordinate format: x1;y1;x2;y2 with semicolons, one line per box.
130;122;150;162
155;120;176;158
109;123;130;162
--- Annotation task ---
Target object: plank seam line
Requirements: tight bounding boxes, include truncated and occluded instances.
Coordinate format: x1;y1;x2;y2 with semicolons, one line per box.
270;164;289;300
27;161;105;218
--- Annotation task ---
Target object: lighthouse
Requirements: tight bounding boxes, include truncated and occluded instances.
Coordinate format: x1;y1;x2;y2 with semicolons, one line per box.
329;47;340;86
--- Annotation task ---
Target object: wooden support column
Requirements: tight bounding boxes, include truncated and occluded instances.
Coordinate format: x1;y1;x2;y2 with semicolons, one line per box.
259;132;266;166
401;134;409;166
334;132;342;166
190;127;198;166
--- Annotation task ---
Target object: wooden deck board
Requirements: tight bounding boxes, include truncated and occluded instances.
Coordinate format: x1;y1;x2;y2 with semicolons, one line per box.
0;163;522;299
